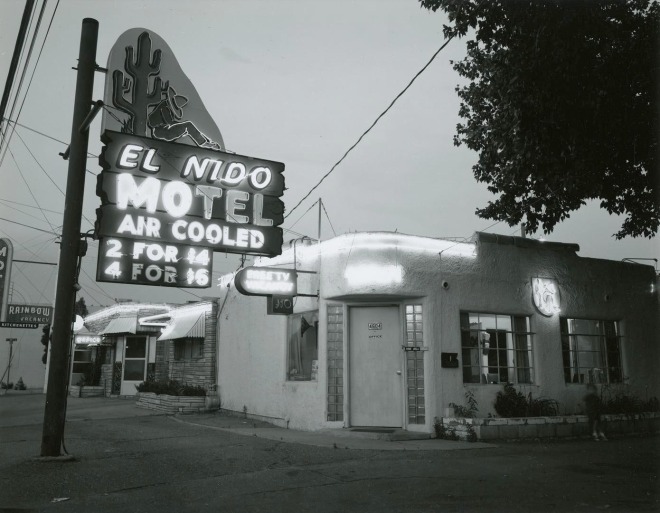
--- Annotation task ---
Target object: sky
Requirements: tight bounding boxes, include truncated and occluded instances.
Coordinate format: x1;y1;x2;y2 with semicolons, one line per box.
0;0;657;311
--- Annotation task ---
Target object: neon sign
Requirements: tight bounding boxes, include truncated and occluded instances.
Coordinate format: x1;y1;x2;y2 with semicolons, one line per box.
6;304;52;324
234;266;297;296
75;335;102;345
96;237;212;288
96;131;285;257
532;277;561;316
95;29;285;288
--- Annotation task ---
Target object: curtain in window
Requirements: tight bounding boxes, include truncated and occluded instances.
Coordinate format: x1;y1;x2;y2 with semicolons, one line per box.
288;316;304;378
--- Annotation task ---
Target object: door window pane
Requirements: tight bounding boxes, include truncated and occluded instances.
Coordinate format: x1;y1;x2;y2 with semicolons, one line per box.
125;337;146;358
124;359;145;381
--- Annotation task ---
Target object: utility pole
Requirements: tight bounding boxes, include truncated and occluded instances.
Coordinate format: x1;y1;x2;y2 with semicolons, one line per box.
41;18;98;457
317;198;322;243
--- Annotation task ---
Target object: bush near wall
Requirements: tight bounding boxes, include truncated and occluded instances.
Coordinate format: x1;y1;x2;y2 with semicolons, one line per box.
135;379;206;396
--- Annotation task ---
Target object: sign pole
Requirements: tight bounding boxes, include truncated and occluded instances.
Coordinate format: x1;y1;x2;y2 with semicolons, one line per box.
5;338;16;387
41;18;98;457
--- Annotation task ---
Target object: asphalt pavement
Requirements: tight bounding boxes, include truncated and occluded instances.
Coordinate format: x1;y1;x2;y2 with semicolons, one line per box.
0;392;658;513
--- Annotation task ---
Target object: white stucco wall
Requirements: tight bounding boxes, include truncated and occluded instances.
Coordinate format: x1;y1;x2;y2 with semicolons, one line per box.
216;232;659;432
216;247;324;430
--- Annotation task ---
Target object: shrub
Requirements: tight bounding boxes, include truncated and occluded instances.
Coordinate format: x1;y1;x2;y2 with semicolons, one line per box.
450;389;479;418
433;417;459;440
494;383;558;418
600;386;659;416
136;379;206;396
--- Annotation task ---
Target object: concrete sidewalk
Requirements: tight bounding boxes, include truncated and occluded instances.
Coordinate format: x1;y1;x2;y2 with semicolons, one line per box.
0;392;495;451
172;412;495;451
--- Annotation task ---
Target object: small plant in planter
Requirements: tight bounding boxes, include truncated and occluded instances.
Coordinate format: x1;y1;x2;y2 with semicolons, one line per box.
450;390;479;418
433;417;459;440
494;383;559;418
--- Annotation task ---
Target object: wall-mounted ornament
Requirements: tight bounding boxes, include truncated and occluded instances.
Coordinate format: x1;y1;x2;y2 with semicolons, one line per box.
531;277;561;316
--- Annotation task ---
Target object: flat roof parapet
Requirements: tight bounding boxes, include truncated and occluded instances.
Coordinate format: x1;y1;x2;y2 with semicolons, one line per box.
475;232;580;254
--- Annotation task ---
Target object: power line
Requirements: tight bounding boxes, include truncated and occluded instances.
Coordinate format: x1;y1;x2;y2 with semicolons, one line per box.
0;0;49;168
0;198;58;226
0;215;59;236
0;0;35;144
0;196;61;215
287;199;319;231
13;129;65;195
284;35;458;220
321;200;337;237
4;119;99;159
6;145;57;232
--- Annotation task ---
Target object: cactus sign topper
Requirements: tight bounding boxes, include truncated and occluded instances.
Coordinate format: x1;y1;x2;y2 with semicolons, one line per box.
96;29;285;288
101;28;224;150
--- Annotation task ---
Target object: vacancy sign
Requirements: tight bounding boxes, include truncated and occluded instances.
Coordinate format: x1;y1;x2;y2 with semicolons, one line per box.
95;29;285;288
235;267;297;296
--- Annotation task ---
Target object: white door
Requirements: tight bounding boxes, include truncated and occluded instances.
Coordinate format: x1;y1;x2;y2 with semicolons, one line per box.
349;306;403;427
120;336;147;396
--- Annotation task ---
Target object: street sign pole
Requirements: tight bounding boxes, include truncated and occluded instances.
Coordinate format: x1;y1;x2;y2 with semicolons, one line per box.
40;18;98;457
5;338;16;388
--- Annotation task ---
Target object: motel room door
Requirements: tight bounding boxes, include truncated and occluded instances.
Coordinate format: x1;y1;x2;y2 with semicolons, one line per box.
349;306;403;427
120;336;147;396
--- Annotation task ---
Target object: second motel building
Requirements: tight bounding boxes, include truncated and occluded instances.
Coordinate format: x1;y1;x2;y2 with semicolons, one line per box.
83;231;658;435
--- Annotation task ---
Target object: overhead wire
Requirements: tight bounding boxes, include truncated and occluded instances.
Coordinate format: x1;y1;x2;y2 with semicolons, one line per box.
0;198;59;226
0;0;50;167
12;129;65;195
0;0;37;157
6;146;57;232
0;215;59;236
0;196;62;215
321;201;337;237
284;34;459;221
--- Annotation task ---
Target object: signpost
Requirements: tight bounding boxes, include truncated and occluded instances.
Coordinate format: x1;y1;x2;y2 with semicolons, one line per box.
4;338;16;388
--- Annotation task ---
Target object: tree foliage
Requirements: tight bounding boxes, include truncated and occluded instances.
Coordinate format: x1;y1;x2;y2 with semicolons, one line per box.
420;0;659;238
74;297;89;318
40;323;50;365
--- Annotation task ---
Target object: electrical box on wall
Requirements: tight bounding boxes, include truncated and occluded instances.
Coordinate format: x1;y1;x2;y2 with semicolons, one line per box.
441;352;459;368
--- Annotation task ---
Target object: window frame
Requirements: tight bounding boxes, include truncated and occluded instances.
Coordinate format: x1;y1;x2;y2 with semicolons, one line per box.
286;310;319;382
173;338;204;361
460;311;535;385
72;347;93;374
560;317;623;384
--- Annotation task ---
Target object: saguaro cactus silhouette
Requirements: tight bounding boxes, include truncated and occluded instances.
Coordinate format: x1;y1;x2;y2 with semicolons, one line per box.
112;31;168;136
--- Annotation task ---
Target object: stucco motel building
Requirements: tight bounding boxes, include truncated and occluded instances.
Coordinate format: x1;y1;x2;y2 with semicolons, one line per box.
216;231;659;434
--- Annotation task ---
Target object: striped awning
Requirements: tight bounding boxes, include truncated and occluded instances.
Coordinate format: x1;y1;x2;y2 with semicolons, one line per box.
99;315;137;335
157;309;205;341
